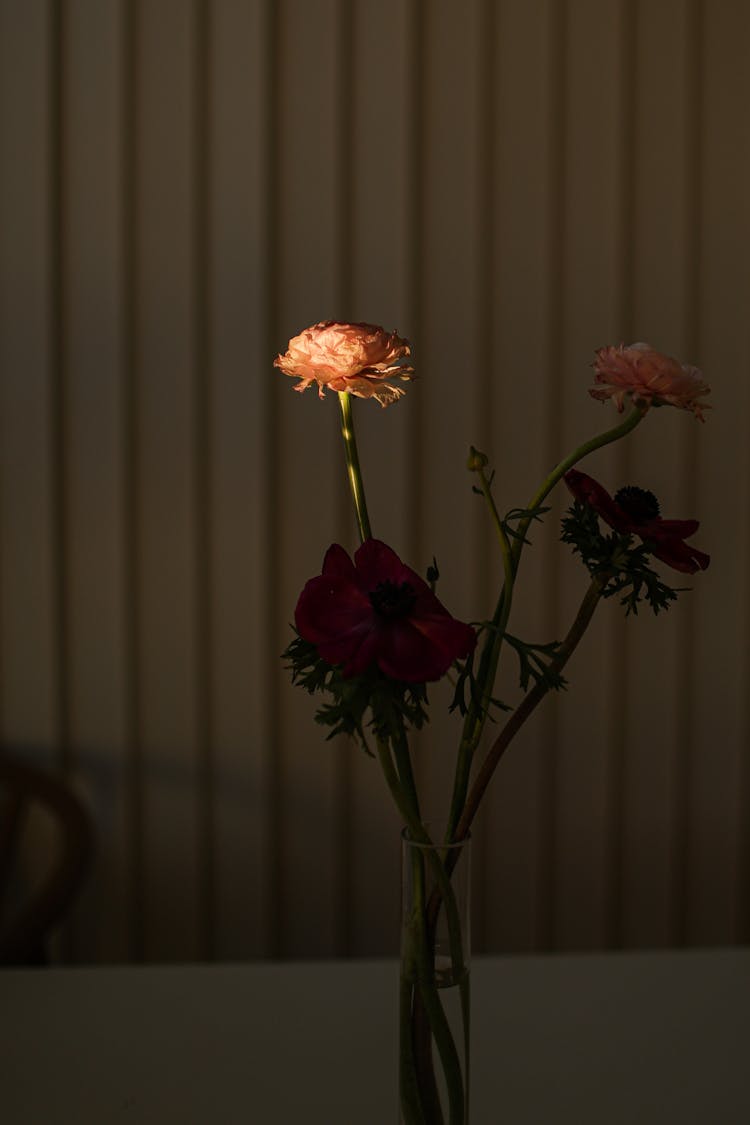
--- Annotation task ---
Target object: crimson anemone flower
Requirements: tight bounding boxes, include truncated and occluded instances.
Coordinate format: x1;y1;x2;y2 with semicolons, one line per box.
295;539;476;683
564;468;710;575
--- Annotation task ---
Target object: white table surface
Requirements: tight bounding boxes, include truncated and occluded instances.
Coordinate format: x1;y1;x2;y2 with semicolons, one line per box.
2;948;749;1124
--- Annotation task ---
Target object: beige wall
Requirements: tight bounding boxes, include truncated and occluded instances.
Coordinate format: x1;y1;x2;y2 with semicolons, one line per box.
0;0;748;962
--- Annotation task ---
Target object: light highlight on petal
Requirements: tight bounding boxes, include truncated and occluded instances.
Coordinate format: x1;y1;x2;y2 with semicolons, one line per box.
274;321;414;407
590;342;711;420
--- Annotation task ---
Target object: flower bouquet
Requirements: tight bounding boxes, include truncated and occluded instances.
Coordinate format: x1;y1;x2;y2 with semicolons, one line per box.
277;323;710;1124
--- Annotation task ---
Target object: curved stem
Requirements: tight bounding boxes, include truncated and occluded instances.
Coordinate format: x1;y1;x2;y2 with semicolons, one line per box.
375;740;464;975
454;573;607;842
447;406;646;839
512;404;646;570
337;391;372;543
447;460;513;840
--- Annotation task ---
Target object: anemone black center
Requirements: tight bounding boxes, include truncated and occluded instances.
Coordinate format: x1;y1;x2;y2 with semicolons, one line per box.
614;485;660;523
369;580;416;619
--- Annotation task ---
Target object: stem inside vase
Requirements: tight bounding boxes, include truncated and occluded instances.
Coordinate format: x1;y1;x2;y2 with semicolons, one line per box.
399;828;471;1125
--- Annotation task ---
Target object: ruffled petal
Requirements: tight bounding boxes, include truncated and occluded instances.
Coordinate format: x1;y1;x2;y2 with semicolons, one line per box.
589;343;710;420
275;322;413;407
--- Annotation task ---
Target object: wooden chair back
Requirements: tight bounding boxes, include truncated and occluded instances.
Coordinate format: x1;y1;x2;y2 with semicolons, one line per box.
0;755;93;964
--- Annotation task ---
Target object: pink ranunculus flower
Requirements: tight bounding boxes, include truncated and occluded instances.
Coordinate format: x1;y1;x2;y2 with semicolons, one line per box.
295;539;476;683
589;342;711;420
274;321;414;407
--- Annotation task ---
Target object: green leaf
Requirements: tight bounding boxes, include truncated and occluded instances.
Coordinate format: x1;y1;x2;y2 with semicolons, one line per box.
449;624;512;718
501;505;551;544
282;629;434;756
503;632;567;693
561;500;685;616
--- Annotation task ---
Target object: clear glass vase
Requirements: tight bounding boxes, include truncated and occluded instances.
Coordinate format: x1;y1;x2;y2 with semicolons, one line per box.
399;827;471;1124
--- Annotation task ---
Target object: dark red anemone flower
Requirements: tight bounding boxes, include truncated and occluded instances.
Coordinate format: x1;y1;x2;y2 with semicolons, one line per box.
294;539;476;682
564;468;710;575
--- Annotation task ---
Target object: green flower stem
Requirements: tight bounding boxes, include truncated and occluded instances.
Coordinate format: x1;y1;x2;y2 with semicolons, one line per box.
474;461;515;592
427;572;609;973
375;740;465;977
447;405;647;841
512;404;646;571
392;728;422;825
447;463;514;839
399;971;430;1125
376;739;467;1123
377;724;461;975
406;848;447;1125
337;391;372;543
454;572;608;842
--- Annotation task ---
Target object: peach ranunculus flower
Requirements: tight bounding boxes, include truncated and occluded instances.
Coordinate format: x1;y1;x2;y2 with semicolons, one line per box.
274;321;414;407
590;342;711;420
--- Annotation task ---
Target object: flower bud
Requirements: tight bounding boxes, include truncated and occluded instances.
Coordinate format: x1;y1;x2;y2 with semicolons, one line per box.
467;446;488;472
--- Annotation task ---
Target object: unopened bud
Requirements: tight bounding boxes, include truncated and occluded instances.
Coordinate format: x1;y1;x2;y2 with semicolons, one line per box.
467;445;488;472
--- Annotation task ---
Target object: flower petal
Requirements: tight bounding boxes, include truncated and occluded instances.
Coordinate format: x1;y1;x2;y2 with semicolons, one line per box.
293;538;476;682
374;617;472;682
353;538;422;591
275;321;414;406
640;518;700;538
294;573;372;650
564;469;632;533
648;537;711;574
321;543;357;579
590;343;711;420
566;469;710;577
